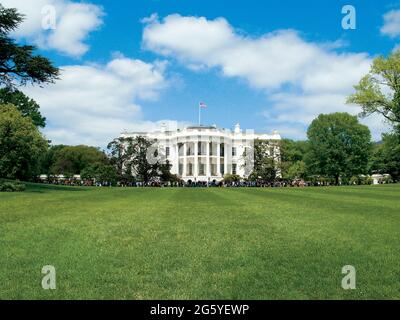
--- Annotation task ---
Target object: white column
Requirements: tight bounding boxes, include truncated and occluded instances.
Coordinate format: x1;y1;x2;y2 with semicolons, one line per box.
183;143;187;177
217;142;221;177
175;143;179;175
224;143;227;177
194;140;198;179
206;141;210;178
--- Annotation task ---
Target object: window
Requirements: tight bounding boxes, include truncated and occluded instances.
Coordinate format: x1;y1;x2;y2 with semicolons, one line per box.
178;143;184;156
220;144;225;157
166;146;170;157
187;163;193;176
179;163;183;176
232;163;237;175
232;147;237;157
199;163;205;176
220;164;224;176
211;164;217;176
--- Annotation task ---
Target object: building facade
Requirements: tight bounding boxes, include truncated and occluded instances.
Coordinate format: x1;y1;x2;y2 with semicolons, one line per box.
120;123;281;182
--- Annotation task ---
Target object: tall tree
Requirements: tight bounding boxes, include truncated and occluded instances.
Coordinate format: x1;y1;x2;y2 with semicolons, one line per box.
248;139;281;183
0;87;45;127
0;4;59;87
347;50;400;131
108;136;162;183
370;133;400;181
306;113;372;185
280;139;309;180
129;136;160;183
0;104;48;180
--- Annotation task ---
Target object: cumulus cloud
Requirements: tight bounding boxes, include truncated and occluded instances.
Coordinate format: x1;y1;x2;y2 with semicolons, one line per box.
22;55;170;147
142;14;388;140
2;0;104;57
381;10;400;38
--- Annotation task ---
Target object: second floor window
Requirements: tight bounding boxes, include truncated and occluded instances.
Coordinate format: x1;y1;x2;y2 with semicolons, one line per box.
232;147;237;156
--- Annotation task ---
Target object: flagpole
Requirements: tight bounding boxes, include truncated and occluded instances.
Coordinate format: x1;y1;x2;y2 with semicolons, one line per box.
198;103;201;126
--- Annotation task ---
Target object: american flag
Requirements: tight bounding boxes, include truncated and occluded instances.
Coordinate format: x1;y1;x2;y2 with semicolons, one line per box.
199;102;207;109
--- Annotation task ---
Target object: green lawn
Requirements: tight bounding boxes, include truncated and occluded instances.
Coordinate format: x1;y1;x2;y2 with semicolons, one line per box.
0;183;399;299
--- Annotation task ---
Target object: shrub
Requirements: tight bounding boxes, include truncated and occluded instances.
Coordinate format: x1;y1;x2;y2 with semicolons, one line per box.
0;179;26;192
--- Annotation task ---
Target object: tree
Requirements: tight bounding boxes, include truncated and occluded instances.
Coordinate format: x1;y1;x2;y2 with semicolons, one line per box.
280;139;309;180
370;133;400;181
222;173;241;184
306;113;372;185
347;50;400;131
129;136;160;183
0;4;59;87
285;160;307;181
107;137;136;184
107;136;163;184
159;160;180;183
49;145;108;175
81;163;118;186
248;139;280;183
0;104;48;180
0;87;45;127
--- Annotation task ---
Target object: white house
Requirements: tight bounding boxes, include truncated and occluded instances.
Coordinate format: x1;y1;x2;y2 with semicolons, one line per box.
120;123;281;182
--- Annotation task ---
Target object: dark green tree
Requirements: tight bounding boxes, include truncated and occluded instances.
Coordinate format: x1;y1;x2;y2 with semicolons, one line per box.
81;163;118;185
370;133;400;181
0;87;45;127
0;4;59;87
49;145;108;175
248;139;281;183
159;160;180;183
306;113;372;185
130;136;160;183
280;139;309;180
108;136;163;183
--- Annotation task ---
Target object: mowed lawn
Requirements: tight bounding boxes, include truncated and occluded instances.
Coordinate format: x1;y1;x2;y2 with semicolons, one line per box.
0;184;399;300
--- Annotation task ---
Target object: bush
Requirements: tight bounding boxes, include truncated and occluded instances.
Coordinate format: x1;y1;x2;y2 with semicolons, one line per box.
0;179;26;192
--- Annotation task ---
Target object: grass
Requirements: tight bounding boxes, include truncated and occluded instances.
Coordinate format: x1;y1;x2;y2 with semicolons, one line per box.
0;183;399;299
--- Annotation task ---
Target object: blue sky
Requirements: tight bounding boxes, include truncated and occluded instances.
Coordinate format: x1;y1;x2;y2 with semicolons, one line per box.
4;0;400;147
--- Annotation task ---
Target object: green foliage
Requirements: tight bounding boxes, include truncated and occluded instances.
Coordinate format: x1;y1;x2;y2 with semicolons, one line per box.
306;112;372;184
0;179;25;191
47;145;109;175
347;50;400;127
108;136;162;183
0;4;59;87
81;163;118;185
0;88;45;127
159;160;181;183
370;132;400;181
280;139;309;180
285;160;307;180
0;104;48;180
223;173;241;183
249;139;280;182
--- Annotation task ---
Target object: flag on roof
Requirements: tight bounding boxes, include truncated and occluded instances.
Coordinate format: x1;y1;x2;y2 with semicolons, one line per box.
199;102;207;108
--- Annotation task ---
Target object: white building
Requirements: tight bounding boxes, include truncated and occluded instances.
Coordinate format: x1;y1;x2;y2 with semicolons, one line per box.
120;123;281;182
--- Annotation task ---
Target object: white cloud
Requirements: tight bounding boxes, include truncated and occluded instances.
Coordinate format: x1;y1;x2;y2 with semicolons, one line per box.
142;14;388;140
2;0;104;57
22;55;170;147
381;10;400;38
